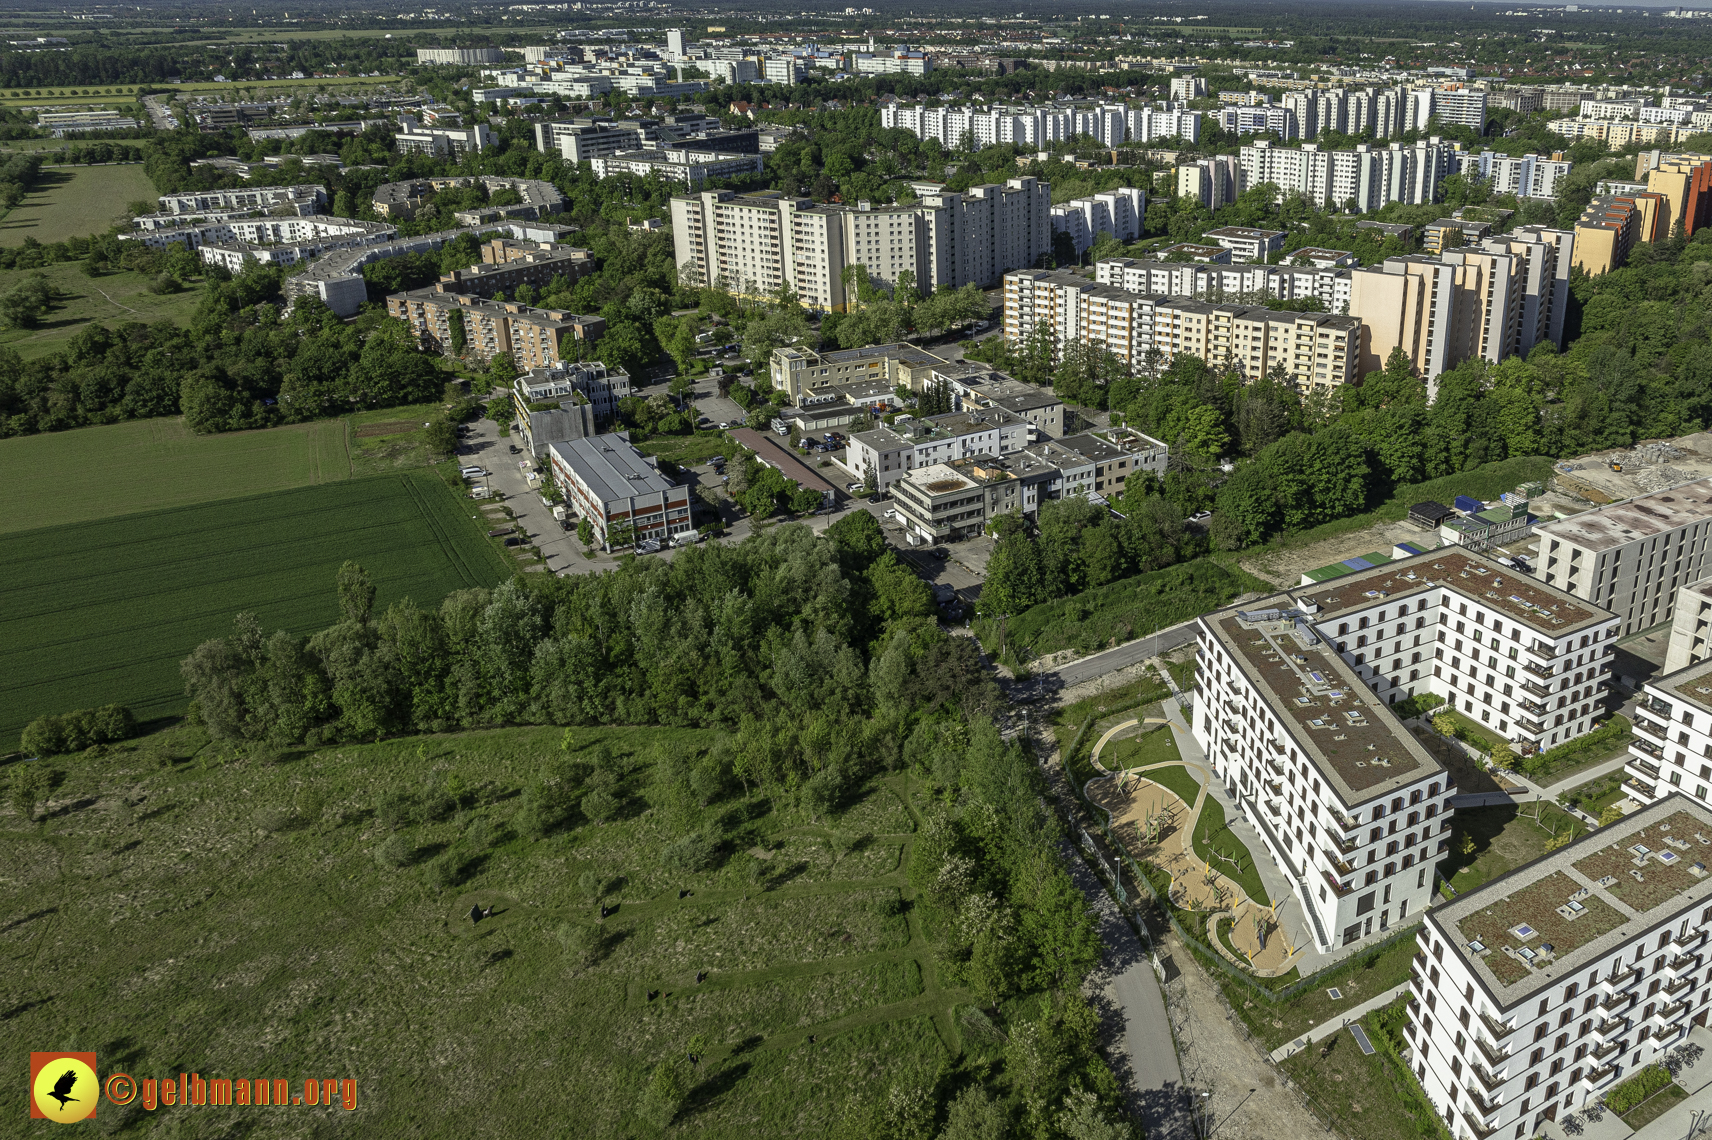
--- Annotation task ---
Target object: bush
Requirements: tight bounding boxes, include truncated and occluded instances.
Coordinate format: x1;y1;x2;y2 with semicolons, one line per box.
582;788;619;824
1524;716;1632;777
1391;692;1445;720
20;703;137;754
376;791;411;830
661;830;717;873
374;835;412;870
1605;1063;1672;1114
253;806;291;833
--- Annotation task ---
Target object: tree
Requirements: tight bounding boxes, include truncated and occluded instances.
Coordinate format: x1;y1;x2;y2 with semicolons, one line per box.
940;1085;1009;1140
638;1061;684;1129
8;762;56;822
577;517;594;546
1432;712;1458;739
336;561;375;626
1489;741;1517;771
1056;1087;1128;1140
1179;404;1230;460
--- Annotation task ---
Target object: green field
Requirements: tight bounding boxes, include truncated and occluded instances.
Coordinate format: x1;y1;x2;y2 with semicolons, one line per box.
0;471;512;743
0;163;156;245
0;723;971;1138
0;416;352;533
0;260;206;359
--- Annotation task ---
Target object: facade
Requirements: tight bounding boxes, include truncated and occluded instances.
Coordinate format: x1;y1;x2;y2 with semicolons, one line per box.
417;47;505;65
1177;156;1242;210
1240;138;1463;213
432;239;594;298
1573;194;1667;275
1663;578;1712;673
1634;151;1712;239
846;407;1030;490
395;124;493;158
1169;76;1209;102
1347;226;1573;386
1049;187;1145;258
154;183;326;216
1469;153;1574;199
961;377;1066;438
1096;256;1352;312
132;214;391;258
673;182;1051;310
1413;794;1712;1140
548;434;691;549
1057;428;1169;496
1534;480;1712;637
769;342;949;403
590;148;764;187
1004;269;1360;392
1421;86;1488;131
880;101;1199;147
1220;105;1299;141
387;289;606;370
539;120;647;162
1196;547;1620;951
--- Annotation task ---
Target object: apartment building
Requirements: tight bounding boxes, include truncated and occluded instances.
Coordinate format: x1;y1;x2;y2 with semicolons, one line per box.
1220;105;1299;140
1049;187;1145;258
671;182;1050;309
1547;117;1686;150
535;118;646;161
1127;104;1203;144
1663;579;1712;673
590;148;764;187
1096;257;1352;313
1277;86;1411;142
881;101;1201;148
1004;269;1360;391
370;176;564;221
892;442;1102;542
1194;595;1453;957
548;434;692;550
1240;138;1462;213
1413;794;1712;1140
395;123;493;158
431;240;594;299
386;289;606;370
1573;193;1668;275
190;218;397;271
1347;226;1573;386
1057;427;1169;496
1169;76;1208;102
417;47;505;65
845;407;1030;490
1534;480;1712;637
769;342;949;403
1634;151;1712;238
512;360;632;434
1419;86;1488;132
1467;153;1574;199
1204;226;1286;264
1630;655;1712;806
153;183;326;217
1177;156;1243;210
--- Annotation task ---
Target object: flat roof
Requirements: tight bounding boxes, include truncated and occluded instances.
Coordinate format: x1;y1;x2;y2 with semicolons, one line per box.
1433;794;1712;1007
1294;548;1610;637
727;428;838;496
1658;653;1712;719
1534;479;1712;553
1202;604;1443;803
549;434;675;503
1302;551;1394;584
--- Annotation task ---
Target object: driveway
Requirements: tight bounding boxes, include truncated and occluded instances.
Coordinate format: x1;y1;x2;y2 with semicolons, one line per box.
457;405;582;574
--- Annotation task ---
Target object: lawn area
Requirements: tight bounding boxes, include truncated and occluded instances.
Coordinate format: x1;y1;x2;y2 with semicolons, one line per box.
1190;792;1271;906
1441;803;1587;895
0;259;204;358
1102;722;1182;770
1137;761;1203;810
1559;770;1630;816
0;722;967;1138
347;401;450;477
0;416;352;533
637;429;736;467
0;163;156;246
1220;934;1421;1050
1279;998;1452;1140
0;470;512;743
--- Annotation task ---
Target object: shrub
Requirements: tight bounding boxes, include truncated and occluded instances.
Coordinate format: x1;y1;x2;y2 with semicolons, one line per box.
582;788;619;824
1605;1063;1672;1114
661;830;717;873
376;791;411;830
374;835;411;870
20;704;137;755
253;806;291;833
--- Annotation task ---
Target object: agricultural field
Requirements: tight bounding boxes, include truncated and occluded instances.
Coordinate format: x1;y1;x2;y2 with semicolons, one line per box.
0;163;156;246
0;470;512;744
0;416;352;534
0;722;973;1138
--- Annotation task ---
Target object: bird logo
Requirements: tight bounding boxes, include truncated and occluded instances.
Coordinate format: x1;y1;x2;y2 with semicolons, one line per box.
29;1052;98;1123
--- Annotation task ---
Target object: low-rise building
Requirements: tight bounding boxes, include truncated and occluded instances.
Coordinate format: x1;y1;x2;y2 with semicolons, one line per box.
1413;794;1712;1140
1056;427;1170;498
589;147;764;187
961;377;1065;438
547;434;692;549
1204;226;1287;264
1439;499;1535;551
432;239;594;298
1534;479;1712;637
728;427;839;505
371;176;564;221
395;123;493;158
845;406;1029;490
893;459;1027;542
769;342;950;403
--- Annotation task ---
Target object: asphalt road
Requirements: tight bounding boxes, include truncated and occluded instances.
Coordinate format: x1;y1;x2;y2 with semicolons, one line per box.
1044;619;1201;688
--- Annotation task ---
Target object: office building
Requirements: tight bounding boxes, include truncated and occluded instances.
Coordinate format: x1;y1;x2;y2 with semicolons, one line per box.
548;434;692;550
769;342;951;403
1240;138;1463;213
671;181;1051;310
1049;187;1145;258
1534;480;1712;637
1347;227;1573;386
1057;427;1170;496
512;362;630;452
1413;794;1712;1140
1096;257;1352;313
386;289;605;371
846;408;1032;491
1004;269;1360;392
417;47;504;65
1196;547;1619;953
535;118;646;162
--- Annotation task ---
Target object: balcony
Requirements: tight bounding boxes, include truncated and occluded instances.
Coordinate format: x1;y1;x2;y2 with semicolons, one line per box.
1632;738;1665;761
1522;659;1556;680
1592;1015;1628;1041
1627;777;1659;799
1665;952;1702;976
1582;1062;1619;1089
1328;850;1357;877
1520;677;1553;699
1322;870;1353;898
1480;1012;1520;1042
1642;698;1673;717
1655;998;1691;1023
1592;1039;1623;1062
1666;928;1708;954
1528;640;1559;660
1461;1110;1498;1140
1474;1034;1511;1068
1465;1086;1504;1119
1516;716;1545;736
1665;975;1695;998
1634;716;1668;742
1519;696;1550;716
1468;1059;1507;1092
1630;757;1662;780
1595;991;1634;1015
1331;831;1359;856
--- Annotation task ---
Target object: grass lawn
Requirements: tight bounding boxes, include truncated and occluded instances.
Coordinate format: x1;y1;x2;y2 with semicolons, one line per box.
1279;999;1452;1140
346;401;450;478
0;259;204;359
637;430;736;468
0;163;156;246
1103;722;1181;770
0;415;353;534
0;723;967;1138
1190;793;1271;906
1559;770;1629;816
1442;803;1587;895
1053;675;1173;779
1222;935;1420;1050
1439;708;1506;753
1619;1083;1688;1130
1136;762;1203;810
0;470;512;742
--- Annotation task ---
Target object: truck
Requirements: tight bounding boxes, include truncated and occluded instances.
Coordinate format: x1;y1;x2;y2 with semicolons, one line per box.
552;505;568;522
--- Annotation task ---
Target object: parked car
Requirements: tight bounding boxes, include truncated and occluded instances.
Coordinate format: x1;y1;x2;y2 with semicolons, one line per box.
459;466;486;477
1188;510;1213;523
716;422;729;430
928;546;949;559
883;509;897;519
846;482;862;493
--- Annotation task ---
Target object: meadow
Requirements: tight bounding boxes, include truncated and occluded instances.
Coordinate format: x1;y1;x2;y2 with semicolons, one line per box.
0;259;207;359
0;470;512;743
0;722;974;1138
0;162;155;245
0;416;352;534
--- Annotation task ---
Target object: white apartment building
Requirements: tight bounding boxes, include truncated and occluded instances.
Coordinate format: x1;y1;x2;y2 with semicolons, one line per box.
1582;97;1652;121
126;215;394;255
1468;153;1575;199
1534;480;1712;637
590;148;763;187
1415;87;1489;132
1169;76;1208;102
880;101;1201;148
1663;578;1712;673
1128;104;1202;144
1049;187;1145;258
1628;657;1712;806
1413;794;1712;1140
395;123;494;158
846;407;1030;490
1096;257;1353;313
1203;226;1286;264
1194;596;1453;956
1220;105;1299;140
154;184;326;216
671;182;1050;309
1241;138;1463;212
1177;156;1243;210
1005;269;1360;391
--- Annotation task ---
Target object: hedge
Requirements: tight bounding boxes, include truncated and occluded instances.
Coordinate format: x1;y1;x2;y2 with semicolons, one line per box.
20;704;136;755
1606;1063;1672;1115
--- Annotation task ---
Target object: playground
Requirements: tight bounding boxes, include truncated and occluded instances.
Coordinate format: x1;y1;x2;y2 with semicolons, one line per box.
1085;713;1300;977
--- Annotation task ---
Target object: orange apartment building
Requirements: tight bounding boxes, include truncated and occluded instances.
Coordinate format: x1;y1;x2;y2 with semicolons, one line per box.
386;289;606;369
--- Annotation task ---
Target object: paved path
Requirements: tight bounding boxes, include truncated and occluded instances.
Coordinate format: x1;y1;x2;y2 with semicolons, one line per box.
1046;618;1202;688
1268;982;1411;1063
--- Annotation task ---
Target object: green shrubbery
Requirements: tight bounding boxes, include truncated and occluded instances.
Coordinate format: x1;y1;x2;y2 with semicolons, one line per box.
1605;1063;1672;1114
20;703;135;755
1522;716;1632;779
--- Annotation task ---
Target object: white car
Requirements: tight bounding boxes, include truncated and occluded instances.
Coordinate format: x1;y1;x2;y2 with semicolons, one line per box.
883;509;897;519
459;466;486;477
846;482;862;493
